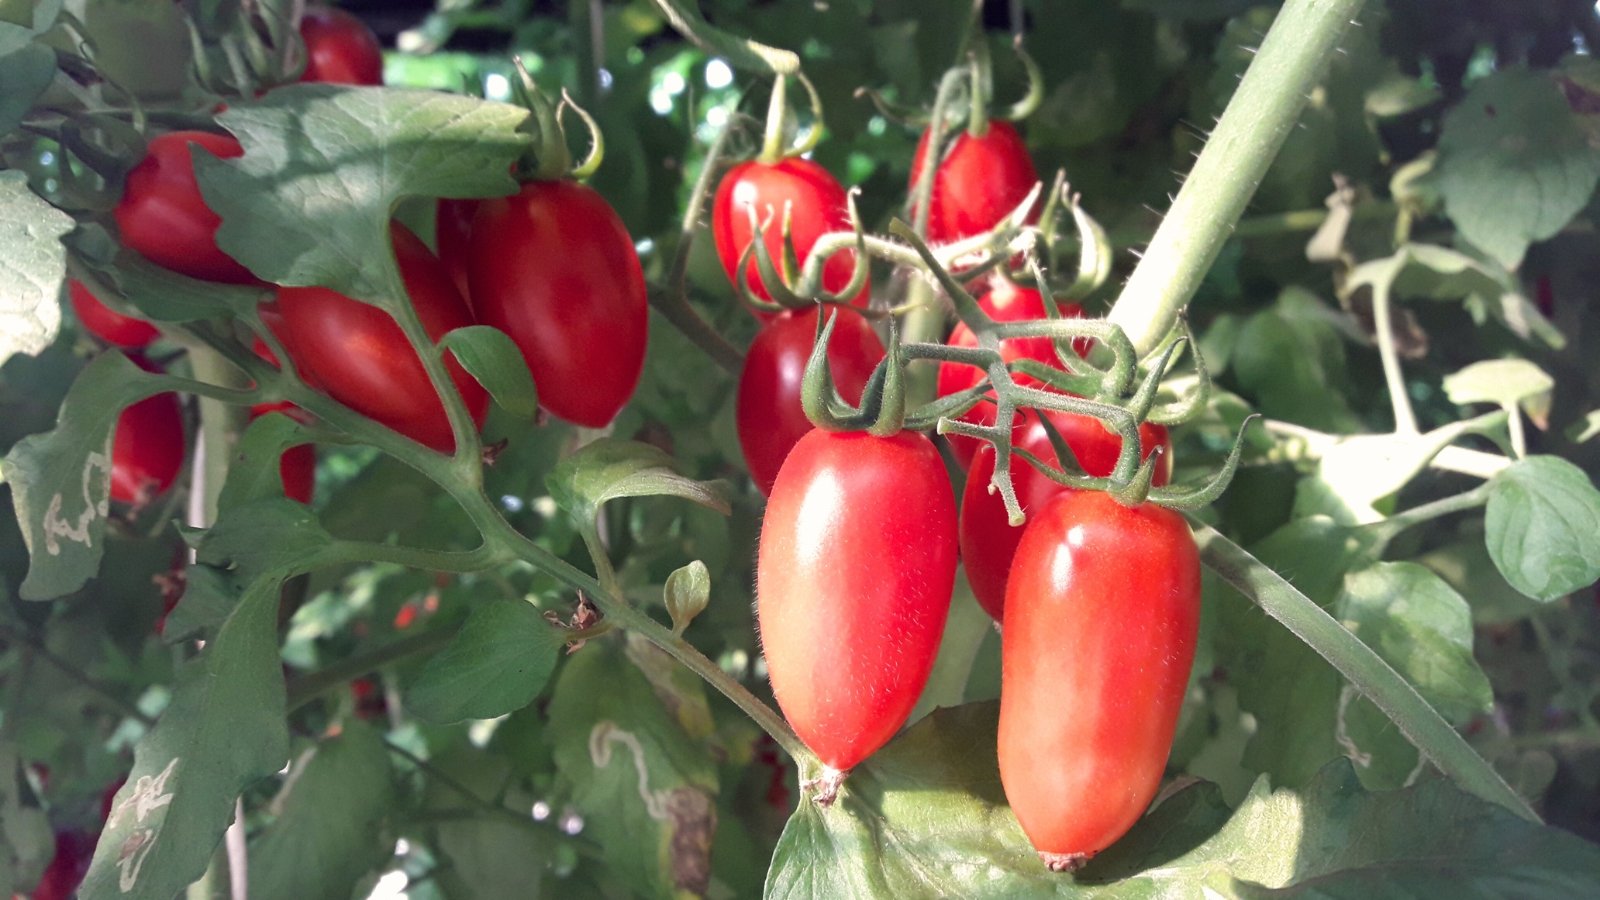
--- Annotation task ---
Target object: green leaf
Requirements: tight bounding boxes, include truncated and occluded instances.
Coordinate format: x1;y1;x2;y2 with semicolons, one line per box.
663;559;710;634
215;411;315;512
1365;73;1440;119
197;85;529;302
405;598;561;724
0;739;53;896
1443;359;1554;425
1433;68;1600;270
1294;425;1478;525
439;325;538;420
1417;537;1543;626
0;44;55;137
1485;456;1600;602
0;171;74;364
547;438;730;526
1229;288;1356;432
547;638;719;899
80;245;268;323
0;0;60;56
3;353;170;600
193;498;336;584
79;576;289;900
1343;244;1563;349
1336;563;1492;724
766;703;1600;897
1567;409;1600;444
248;721;396;900
159;565;246;644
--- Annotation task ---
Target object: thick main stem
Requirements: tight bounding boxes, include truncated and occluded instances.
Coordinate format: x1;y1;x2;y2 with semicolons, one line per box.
1109;0;1369;356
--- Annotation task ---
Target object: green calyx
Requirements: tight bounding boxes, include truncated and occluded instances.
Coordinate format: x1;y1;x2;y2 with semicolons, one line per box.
510;57;605;182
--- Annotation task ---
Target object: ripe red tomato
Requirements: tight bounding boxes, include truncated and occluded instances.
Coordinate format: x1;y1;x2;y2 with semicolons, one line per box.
736;306;884;495
998;490;1200;869
961;410;1171;622
111;365;185;506
68;280;159;348
909;119;1040;245
467;179;647;428
250;401;315;504
27;830;94;900
114;131;255;285
436;198;479;301
275;224;487;453
711;158;869;314
298;5;383;86
936;282;1085;467
757;428;958;775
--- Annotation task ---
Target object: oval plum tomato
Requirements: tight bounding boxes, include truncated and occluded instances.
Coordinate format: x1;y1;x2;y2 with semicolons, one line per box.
249;401;315;504
114;131;255;284
436;198;479;301
298;5;383;86
998;489;1200;870
276;224;487;453
936;281;1085;467
467;179;647;428
909;119;1040;245
757;429;958;779
68;280;159;348
736;306;884;495
711;158;868;314
111;374;185;506
961;410;1171;622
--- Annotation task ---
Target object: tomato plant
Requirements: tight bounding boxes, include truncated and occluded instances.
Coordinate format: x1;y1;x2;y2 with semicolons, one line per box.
275;224;487;453
67;280;159;349
736;306;884;494
998;489;1201;869
757;428;958;778
298;5;384;86
109;367;184;506
435;196;478;300
113;131;256;285
909;119;1040;245
467;179;647;428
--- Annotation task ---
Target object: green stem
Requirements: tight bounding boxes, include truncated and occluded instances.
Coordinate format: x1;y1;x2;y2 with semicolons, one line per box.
1365;485;1490;551
1371;277;1418;434
649;0;799;75
1108;0;1370;356
186;346;250;526
646;287;744;374
759;74;788;164
1193;522;1539;822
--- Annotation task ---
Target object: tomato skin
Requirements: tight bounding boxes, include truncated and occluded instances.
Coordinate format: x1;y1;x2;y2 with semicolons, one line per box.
249;401;315;504
276;224;487;453
436;197;479;301
909;119;1040;245
111;377;185;506
114;131;255;285
736;307;884;495
998;490;1200;866
936;282;1085;467
757;429;958;772
711;158;868;314
467;180;647;428
298;5;383;86
69;280;160;348
961;411;1171;621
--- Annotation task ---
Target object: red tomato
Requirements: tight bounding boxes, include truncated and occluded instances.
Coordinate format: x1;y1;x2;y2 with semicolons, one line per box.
736;307;884;495
249;401;315;504
111;369;185;506
711;158;868;314
68;280;159;348
298;5;383;86
757;429;958;775
467;180;647;428
936;282;1085;467
27;830;94;900
998;490;1200;869
961;410;1171;621
114;131;255;285
909;119;1040;245
276;224;487;453
436;198;479;301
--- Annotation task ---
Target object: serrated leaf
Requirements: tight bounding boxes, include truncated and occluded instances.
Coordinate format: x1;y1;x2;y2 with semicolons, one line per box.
197;85;529;303
194;498;335;583
1485;456;1600;602
1336;563;1492;723
439;325;538;419
247;721;396;900
1443;359;1554;425
405;598;561;724
547;640;718;899
0;43;55;137
3;353;171;600
0;171;74;364
547;438;730;526
1433;68;1600;270
79;576;289;900
766;702;1600;897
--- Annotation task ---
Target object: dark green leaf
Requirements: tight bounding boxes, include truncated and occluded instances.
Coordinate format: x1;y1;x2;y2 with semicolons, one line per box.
547;438;730;526
1433;68;1600;269
0;171;74;364
405;598;561;724
194;498;335;583
1485;456;1600;601
1230;288;1356;433
82;246;268;322
215;412;315;512
159;565;246;644
248;721;396;900
0;43;55;137
439;325;538;420
79;577;289;900
197;85;529;302
0;739;53;896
